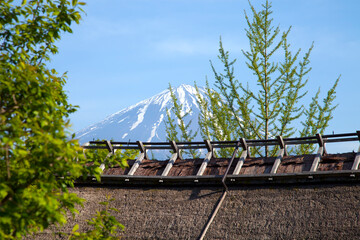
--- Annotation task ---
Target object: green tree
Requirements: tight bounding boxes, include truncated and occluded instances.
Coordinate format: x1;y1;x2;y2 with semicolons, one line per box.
196;1;339;157
0;1;125;239
67;196;125;240
83;141;136;171
194;80;236;158
164;84;199;159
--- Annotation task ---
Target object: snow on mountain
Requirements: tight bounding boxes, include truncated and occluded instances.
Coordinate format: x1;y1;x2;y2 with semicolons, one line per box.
76;84;205;146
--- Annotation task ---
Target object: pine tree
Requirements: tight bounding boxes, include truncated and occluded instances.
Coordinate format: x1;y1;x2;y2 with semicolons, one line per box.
195;0;339;157
194;80;236;158
164;84;199;159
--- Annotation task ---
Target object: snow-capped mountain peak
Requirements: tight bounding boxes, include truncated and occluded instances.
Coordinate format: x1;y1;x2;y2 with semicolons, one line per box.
76;84;204;144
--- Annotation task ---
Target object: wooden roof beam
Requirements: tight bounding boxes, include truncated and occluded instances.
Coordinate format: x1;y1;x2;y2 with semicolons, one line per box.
351;131;360;170
270;148;285;174
233;138;248;175
128;141;146;176
310;134;325;172
105;140;114;154
316;133;327;155
270;136;287;174
162;141;180;176
196;140;213;176
277;135;287;156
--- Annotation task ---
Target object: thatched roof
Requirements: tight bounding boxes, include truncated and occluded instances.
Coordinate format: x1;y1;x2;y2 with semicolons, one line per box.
34;183;360;239
102;152;356;176
30;151;360;239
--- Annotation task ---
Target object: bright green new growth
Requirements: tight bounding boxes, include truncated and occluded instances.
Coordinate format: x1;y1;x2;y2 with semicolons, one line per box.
67;196;125;240
194;1;339;157
194;80;236;158
0;0;126;238
205;1;339;156
83;142;136;173
164;84;199;159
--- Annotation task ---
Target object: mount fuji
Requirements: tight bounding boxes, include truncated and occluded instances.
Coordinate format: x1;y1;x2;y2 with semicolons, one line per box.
76;84;205;145
76;84;357;155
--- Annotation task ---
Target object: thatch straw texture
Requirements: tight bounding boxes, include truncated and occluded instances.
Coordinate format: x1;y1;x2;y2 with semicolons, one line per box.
34;183;360;239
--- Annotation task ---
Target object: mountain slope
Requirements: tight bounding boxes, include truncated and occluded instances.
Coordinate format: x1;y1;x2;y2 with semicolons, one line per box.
76;84;204;145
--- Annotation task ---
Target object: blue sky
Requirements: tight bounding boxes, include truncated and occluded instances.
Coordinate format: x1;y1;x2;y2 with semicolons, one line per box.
50;0;360;150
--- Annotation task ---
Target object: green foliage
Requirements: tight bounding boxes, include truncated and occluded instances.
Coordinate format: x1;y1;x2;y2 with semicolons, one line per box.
196;0;339;157
164;84;199;159
67;196;125;240
0;1;126;239
84;142;137;173
194;80;236;158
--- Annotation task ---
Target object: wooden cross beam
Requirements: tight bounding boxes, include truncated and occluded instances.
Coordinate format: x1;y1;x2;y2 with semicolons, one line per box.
316;133;327;155
196;140;213;176
170;140;182;160
240;137;250;157
277;135;287;156
310;133;325;172
270;136;287;174
270;148;285;174
105;140;114;154
351;147;360;170
137;140;147;159
351;131;360;170
233;138;248;175
205;139;213;153
233;150;247;175
127;141;146;176
162;141;180;176
98;141;115;171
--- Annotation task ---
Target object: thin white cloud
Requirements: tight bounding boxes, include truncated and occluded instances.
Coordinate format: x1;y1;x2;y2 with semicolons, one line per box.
155;37;246;56
78;18;135;39
155;38;211;55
